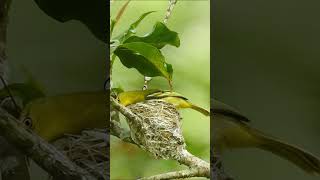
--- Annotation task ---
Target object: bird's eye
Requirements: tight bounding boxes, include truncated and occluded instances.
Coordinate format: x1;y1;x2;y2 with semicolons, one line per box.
23;117;33;128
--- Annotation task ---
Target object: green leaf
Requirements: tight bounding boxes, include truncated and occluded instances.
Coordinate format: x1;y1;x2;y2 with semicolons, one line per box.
111;87;124;95
124;22;180;49
115;11;155;42
114;42;173;82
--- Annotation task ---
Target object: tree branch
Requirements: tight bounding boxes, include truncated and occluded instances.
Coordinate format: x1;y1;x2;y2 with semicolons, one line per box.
139;169;205;180
140;148;210;179
0;1;31;179
0;108;96;180
178;149;209;172
211;153;234;180
110;119;135;144
110;97;142;126
109;102;135;144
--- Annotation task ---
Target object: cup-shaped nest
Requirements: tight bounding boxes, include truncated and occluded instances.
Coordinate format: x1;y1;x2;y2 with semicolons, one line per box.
127;99;186;160
53;129;109;179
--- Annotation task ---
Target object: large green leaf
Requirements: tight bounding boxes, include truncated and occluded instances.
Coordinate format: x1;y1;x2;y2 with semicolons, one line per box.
124;22;180;49
114;42;173;82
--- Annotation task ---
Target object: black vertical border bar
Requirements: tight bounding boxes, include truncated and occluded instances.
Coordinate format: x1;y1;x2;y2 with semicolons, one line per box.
106;0;111;179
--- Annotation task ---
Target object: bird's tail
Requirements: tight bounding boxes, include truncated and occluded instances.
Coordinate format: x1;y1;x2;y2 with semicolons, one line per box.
250;129;320;175
190;104;210;116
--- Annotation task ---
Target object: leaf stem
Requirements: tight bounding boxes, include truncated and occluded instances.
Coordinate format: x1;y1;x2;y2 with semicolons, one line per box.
110;0;131;38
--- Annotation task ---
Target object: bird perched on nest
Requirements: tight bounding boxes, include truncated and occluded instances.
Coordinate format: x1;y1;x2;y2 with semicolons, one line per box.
118;89;210;116
212;99;320;175
20;92;107;142
0;83;108;178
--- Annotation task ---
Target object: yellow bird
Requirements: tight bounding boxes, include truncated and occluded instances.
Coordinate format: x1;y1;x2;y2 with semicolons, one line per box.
117;89;162;106
212;99;320;175
19;89;207;142
118;90;209;116
20;92;107;142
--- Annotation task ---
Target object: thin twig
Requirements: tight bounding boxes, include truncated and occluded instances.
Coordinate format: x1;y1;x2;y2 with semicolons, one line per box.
163;0;177;24
143;0;178;90
139;168;204;180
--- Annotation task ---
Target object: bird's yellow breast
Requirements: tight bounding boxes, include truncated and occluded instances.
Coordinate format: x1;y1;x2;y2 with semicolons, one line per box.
21;92;107;141
118;92;145;106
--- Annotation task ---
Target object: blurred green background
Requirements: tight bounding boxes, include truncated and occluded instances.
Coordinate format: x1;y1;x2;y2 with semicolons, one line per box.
213;0;320;179
111;1;210;179
6;0;105;179
8;0;105;95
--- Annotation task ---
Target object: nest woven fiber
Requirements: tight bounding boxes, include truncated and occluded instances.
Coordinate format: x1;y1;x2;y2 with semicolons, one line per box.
127;99;186;160
54;129;109;180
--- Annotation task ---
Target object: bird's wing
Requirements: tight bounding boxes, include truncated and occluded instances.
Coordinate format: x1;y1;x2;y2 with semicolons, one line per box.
211;99;250;122
147;91;188;100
